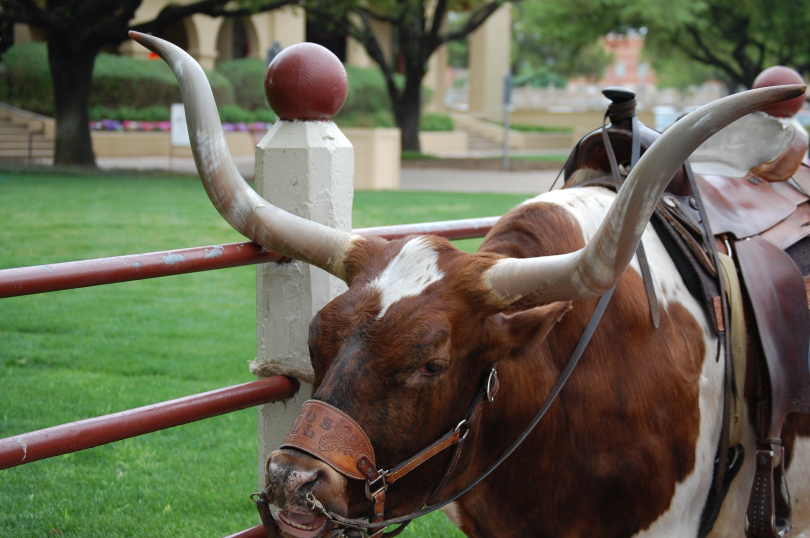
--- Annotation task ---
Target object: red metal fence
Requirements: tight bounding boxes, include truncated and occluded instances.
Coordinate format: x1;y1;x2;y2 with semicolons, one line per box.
0;215;497;536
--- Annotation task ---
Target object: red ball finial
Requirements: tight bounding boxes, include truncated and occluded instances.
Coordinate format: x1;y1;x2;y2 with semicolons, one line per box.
752;66;806;118
264;43;348;121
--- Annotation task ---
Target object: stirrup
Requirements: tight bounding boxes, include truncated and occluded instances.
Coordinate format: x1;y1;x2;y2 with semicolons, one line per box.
745;439;792;538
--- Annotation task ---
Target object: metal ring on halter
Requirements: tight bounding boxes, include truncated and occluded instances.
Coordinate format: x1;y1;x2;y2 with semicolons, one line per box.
364;471;388;501
454;418;470;440
486;367;498;402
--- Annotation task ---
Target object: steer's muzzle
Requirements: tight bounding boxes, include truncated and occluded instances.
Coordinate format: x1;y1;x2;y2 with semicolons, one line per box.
264;448;348;538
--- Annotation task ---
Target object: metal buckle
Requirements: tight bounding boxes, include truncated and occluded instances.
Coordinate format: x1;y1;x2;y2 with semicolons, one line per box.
454;419;470;440
364;470;388;500
486;367;498;402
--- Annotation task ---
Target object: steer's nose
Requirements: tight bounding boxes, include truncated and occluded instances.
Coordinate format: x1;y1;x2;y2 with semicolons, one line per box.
265;448;348;514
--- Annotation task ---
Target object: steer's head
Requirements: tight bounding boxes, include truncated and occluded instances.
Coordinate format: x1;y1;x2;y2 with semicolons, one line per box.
128;30;806;538
264;234;578;535
264;235;518;535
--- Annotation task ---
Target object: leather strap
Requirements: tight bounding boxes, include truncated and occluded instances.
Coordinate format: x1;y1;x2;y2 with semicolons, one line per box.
718;252;747;446
601;110;660;328
385;430;462;485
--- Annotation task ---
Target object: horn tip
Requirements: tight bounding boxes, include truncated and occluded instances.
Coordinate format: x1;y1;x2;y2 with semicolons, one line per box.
129;31;156;52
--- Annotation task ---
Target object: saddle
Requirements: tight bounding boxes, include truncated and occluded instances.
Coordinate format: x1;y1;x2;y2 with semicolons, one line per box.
563;89;810;538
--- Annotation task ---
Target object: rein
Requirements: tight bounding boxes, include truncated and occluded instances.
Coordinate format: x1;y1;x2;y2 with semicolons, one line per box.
253;285;616;537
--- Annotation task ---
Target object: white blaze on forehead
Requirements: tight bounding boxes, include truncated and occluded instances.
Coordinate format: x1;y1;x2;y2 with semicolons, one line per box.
368;236;444;318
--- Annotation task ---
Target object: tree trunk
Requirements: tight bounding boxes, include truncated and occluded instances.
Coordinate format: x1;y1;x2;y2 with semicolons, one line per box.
393;80;423;153
47;36;99;167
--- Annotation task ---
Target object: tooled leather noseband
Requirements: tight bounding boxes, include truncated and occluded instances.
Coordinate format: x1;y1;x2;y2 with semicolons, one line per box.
252;286;616;538
255;366;499;538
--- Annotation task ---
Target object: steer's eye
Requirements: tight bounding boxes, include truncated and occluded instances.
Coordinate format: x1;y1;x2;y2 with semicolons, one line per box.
418;362;445;376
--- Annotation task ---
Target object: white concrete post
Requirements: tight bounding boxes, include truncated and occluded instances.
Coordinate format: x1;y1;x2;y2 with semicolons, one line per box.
252;120;353;488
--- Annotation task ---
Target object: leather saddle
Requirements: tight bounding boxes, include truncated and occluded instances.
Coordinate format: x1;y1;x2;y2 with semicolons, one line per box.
563;91;810;538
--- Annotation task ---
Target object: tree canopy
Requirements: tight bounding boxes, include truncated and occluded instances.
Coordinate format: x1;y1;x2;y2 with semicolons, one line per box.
512;1;611;87
521;0;810;92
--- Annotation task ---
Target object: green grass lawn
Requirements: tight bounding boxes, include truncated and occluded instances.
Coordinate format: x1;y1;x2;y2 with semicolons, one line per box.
0;170;528;538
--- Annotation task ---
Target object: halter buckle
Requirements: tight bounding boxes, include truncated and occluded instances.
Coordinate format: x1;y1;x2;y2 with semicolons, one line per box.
486;366;499;402
364;470;388;500
454;419;470;440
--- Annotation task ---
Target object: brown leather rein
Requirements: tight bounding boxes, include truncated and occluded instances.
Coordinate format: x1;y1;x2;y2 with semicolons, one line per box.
252;285;616;538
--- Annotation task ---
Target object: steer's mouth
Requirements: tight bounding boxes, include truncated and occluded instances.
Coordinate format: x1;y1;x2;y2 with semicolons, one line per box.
275;509;329;538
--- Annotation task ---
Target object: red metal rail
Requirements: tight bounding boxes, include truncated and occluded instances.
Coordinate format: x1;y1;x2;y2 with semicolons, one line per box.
0;217;498;299
0;375;298;470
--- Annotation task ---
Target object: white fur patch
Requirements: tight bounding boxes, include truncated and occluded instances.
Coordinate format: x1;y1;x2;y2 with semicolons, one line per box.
367;236;444;318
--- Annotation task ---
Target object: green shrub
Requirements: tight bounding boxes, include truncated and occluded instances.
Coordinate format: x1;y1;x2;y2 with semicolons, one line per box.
334;110;396;128
339;65;396;118
1;42;53;116
216;58;268;111
252;107;277;123
205;69;236;108
136;104;172;121
90;105;172;122
401;150;439;160
218;104;256;123
0;44;235;116
420;113;453;131
91;53;179;109
92;52;234;109
508;123;573;133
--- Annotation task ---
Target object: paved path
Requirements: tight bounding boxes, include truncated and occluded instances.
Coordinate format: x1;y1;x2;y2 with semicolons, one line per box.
95;156;564;195
400;168;561;194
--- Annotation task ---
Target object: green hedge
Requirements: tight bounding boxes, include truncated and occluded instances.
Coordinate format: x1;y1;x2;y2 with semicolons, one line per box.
216;58;269;111
0;43;234;116
88;105;170;122
1;43;54;115
218;104;276;123
421;113;453;131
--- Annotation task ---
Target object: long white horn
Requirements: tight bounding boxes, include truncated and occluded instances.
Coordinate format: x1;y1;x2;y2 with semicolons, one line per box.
128;31;360;281
484;84;806;306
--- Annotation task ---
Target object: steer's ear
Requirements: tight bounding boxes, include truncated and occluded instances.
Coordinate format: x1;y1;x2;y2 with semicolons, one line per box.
493;301;573;351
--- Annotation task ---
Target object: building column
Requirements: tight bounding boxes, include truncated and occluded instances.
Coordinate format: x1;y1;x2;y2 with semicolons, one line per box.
423;44;448;113
253;5;306;59
468;2;511;121
187;14;221;70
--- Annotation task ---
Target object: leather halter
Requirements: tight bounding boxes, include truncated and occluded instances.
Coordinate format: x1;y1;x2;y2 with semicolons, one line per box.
277;366;499;538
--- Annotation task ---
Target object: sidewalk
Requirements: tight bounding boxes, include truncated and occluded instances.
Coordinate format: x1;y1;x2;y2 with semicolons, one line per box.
401;168;561;194
96;155;564;195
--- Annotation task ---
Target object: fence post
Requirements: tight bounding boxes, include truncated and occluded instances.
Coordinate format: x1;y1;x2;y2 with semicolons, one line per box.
250;44;353;492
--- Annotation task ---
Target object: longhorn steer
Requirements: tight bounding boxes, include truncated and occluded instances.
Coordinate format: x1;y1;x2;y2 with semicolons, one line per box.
130;32;810;538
